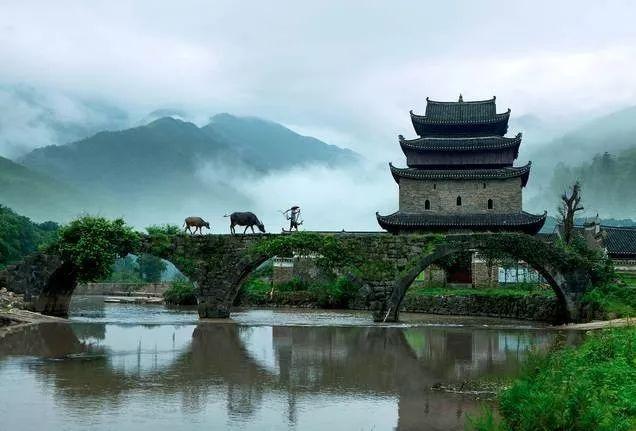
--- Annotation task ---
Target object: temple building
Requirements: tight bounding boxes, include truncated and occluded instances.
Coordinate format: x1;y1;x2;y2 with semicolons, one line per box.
376;95;546;234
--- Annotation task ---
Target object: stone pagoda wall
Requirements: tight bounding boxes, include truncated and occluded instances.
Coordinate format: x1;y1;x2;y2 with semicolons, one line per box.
398;177;522;214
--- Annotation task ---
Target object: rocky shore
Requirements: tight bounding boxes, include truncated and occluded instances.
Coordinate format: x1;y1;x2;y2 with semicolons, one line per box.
0;287;65;327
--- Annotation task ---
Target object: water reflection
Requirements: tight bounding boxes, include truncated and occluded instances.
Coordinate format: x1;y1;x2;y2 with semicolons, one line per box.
0;305;583;431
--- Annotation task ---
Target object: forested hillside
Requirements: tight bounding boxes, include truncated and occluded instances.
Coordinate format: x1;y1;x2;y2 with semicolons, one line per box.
0;156;87;222
549;149;636;218
0;205;58;268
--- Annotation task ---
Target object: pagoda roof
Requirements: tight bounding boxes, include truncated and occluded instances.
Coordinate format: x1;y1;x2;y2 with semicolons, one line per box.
376;211;547;235
410;96;510;136
399;133;522;155
389;162;532;187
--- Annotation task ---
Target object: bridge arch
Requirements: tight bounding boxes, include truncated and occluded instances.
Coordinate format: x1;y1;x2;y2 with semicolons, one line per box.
380;236;591;323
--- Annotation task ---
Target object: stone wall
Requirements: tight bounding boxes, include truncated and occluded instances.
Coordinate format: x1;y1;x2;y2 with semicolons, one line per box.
401;294;563;323
398;177;522;214
0;253;77;316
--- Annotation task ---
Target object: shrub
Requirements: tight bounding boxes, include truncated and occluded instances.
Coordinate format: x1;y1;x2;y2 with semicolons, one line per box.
163;279;197;305
309;276;359;308
583;283;636;318
470;326;636;431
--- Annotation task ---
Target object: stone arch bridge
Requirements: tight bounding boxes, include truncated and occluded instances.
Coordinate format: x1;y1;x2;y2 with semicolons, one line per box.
1;232;594;323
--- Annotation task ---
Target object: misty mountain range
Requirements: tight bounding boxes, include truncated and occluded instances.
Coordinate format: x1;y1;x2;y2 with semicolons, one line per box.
2;113;358;225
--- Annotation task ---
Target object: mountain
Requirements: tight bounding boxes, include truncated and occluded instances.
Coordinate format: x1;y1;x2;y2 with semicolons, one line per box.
525;106;636;169
547;148;636;219
20;117;228;197
524;106;636;215
0;156;88;222
16;114;359;226
0;85;129;159
202;113;358;170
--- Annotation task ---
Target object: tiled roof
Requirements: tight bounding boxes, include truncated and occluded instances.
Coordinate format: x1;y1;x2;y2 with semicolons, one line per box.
389;162;532;187
602;226;636;257
563;224;636;258
410;97;510;124
376;211;547;234
399;133;522;153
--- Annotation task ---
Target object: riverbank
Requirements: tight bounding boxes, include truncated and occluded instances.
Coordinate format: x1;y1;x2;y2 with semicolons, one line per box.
0;287;66;328
469;325;636;431
0;308;66;327
555;317;634;330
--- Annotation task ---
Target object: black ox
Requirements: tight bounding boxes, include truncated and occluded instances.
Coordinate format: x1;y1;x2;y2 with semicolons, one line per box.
226;212;266;235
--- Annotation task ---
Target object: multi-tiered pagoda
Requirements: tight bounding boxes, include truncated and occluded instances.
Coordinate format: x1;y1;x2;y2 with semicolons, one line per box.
376;95;546;234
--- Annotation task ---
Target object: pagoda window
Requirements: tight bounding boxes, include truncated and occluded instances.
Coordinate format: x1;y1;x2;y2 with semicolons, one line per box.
483;183;487;189
425;199;431;210
456;196;462;206
433;183;437;190
488;199;494;209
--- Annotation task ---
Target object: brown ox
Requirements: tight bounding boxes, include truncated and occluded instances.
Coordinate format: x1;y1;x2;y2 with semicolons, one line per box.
183;216;210;235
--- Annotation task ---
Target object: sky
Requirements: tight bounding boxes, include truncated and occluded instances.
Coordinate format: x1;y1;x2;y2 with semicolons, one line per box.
2;1;636;228
2;0;636;159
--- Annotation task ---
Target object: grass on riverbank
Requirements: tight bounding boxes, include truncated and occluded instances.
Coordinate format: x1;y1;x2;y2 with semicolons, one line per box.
583;283;636;319
469;325;636;431
619;272;636;287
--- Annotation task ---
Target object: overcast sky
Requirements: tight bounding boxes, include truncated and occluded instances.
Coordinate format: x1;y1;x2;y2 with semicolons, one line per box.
2;0;636;158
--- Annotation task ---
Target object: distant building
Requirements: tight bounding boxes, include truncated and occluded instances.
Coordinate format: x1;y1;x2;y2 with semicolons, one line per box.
558;219;636;274
377;95;546;234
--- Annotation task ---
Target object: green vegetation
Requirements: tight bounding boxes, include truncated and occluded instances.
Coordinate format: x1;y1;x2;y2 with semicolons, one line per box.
137;253;167;283
105;255;142;283
0;156;86;222
583;283;636;319
551;149;636;219
51;216;140;282
620;273;636;287
470;326;636;431
240;274;359;308
0;205;59;269
163;279;197;305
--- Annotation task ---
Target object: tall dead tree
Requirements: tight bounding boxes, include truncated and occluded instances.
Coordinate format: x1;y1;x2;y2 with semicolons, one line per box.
559;181;584;244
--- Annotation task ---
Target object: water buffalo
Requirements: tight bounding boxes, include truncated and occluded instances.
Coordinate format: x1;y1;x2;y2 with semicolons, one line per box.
183;216;210;235
226;212;265;235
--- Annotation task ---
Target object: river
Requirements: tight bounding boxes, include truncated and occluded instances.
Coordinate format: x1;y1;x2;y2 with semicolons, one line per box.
0;296;584;430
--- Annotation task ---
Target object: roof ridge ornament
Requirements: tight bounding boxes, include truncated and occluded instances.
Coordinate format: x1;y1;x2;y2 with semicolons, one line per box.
398;134;405;142
458;94;463;102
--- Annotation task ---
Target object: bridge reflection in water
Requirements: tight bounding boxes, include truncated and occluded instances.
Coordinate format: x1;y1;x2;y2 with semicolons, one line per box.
0;311;582;431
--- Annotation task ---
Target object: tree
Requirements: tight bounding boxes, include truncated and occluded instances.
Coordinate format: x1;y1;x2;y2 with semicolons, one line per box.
53;216;140;282
559;181;585;245
138;253;167;283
